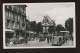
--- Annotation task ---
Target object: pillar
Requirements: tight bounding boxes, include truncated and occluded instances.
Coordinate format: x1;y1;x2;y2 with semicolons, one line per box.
43;27;45;33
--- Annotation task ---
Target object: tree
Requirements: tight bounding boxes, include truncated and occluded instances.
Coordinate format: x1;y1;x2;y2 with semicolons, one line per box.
35;22;42;33
56;24;65;36
48;25;55;34
26;19;31;31
65;18;73;40
34;22;42;37
48;25;56;40
56;24;63;32
30;21;36;31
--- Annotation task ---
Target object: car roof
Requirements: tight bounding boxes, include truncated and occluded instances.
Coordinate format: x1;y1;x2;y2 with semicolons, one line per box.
53;36;63;40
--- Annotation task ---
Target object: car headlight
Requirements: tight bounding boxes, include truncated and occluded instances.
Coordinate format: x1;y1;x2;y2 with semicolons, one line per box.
54;41;57;44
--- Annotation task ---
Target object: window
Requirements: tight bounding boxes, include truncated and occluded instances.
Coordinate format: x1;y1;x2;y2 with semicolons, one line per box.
12;23;15;29
7;5;9;9
12;6;14;11
6;11;9;17
10;12;13;20
6;11;10;20
9;6;12;10
6;21;10;29
24;8;26;14
18;15;19;22
9;11;10;18
17;6;19;13
16;15;19;23
22;17;24;22
6;22;8;28
21;8;23;13
14;6;17;12
24;18;25;22
15;15;17;23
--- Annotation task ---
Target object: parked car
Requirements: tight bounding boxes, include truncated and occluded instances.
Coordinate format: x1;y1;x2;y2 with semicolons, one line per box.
51;36;65;46
39;33;45;42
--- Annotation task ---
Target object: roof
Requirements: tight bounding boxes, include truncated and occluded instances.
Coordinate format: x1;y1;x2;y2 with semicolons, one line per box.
53;36;63;41
41;15;55;26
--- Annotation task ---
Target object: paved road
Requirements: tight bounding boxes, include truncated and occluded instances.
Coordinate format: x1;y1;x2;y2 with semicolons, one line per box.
7;39;52;47
7;39;73;47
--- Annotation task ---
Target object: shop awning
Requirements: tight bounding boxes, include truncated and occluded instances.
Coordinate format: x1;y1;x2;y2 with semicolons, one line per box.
5;29;15;33
60;31;69;33
26;31;34;33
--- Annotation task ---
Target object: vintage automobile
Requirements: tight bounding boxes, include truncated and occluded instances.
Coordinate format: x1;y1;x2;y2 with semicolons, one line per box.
18;36;28;44
51;31;69;46
12;36;28;44
51;36;65;46
39;33;45;42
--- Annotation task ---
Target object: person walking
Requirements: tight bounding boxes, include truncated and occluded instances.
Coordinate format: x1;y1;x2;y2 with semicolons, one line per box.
47;36;49;43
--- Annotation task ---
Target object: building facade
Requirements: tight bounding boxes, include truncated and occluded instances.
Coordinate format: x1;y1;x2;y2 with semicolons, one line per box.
5;5;27;44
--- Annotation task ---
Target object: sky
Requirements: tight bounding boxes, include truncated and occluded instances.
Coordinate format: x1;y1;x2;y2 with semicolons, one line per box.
26;2;75;27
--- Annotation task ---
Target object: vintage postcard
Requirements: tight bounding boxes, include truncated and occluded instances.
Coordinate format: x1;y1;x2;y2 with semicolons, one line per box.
3;2;76;49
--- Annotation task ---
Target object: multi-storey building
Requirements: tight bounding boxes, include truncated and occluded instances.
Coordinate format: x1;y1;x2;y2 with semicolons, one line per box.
5;5;27;41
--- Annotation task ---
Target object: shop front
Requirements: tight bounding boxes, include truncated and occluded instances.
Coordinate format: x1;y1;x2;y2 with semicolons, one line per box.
5;29;15;46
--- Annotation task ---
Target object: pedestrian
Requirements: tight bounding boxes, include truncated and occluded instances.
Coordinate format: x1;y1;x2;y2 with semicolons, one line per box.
59;37;61;42
47;36;49;43
50;36;52;42
65;36;67;43
24;36;28;44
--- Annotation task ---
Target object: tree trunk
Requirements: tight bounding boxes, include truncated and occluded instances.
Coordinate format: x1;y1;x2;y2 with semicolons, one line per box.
71;33;73;41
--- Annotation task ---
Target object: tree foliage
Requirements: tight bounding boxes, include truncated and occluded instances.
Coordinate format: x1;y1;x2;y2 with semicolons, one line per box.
26;19;31;31
65;18;73;34
35;22;42;33
56;24;65;32
48;25;55;34
30;21;36;31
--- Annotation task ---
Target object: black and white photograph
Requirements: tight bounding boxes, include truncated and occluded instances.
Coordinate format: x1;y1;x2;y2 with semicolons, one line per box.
3;2;76;49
